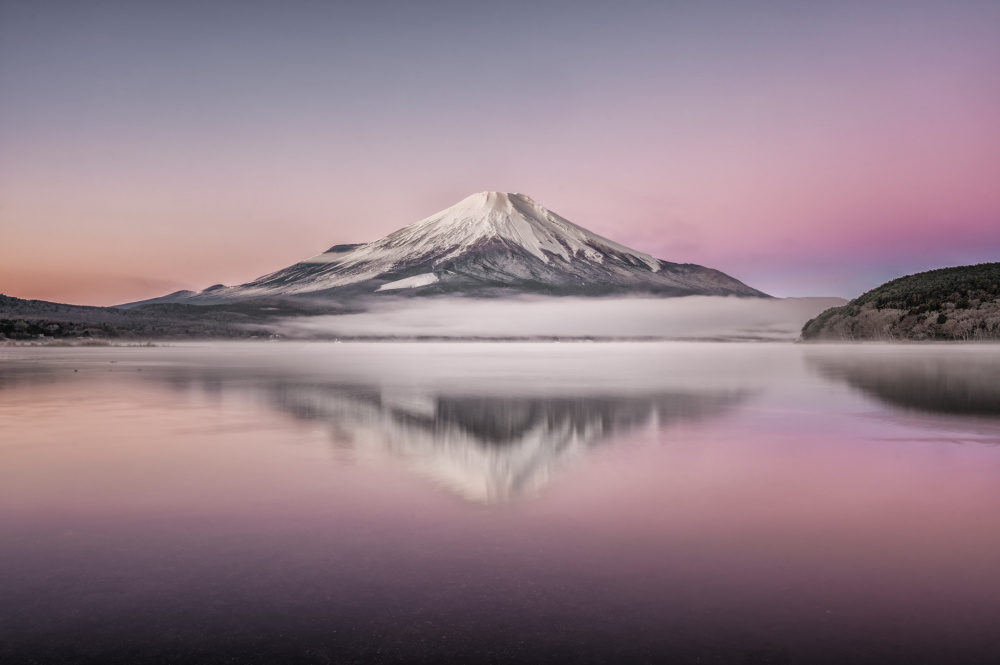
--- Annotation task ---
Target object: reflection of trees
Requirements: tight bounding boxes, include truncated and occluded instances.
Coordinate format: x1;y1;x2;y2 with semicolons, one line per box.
156;369;748;503
806;352;1000;418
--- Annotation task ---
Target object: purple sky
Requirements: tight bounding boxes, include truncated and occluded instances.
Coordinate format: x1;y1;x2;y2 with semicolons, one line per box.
1;0;998;305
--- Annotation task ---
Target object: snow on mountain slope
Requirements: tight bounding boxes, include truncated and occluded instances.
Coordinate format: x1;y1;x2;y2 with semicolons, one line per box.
376;273;440;292
134;192;767;304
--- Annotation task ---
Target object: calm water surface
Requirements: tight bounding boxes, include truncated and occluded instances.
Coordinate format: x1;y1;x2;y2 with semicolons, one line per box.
1;343;999;664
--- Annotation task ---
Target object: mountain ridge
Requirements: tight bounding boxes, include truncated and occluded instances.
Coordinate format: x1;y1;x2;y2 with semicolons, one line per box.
127;192;767;306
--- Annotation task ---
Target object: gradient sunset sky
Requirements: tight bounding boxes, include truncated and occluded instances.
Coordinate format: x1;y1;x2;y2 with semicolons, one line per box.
2;0;998;305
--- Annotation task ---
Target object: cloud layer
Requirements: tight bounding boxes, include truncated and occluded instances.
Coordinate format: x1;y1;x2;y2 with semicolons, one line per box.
279;296;845;341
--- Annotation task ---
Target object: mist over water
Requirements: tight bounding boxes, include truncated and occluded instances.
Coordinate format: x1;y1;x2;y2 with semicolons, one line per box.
2;342;1000;664
277;295;845;340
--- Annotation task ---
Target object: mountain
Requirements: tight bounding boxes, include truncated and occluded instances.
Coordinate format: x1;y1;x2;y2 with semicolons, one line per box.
801;262;1000;341
130;192;767;306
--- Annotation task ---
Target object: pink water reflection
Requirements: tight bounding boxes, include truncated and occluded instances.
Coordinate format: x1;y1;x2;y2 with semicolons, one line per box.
1;343;999;663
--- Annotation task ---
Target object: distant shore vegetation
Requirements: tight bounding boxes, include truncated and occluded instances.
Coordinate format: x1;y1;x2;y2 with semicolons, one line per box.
0;294;274;342
802;263;1000;341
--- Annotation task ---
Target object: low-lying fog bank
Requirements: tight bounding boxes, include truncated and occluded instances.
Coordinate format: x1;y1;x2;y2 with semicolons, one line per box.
277;296;846;341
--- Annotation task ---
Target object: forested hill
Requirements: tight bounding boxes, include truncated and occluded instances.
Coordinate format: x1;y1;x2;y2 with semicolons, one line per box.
801;263;1000;341
0;294;282;340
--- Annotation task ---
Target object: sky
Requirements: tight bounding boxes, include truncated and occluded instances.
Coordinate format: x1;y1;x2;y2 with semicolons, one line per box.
1;0;998;305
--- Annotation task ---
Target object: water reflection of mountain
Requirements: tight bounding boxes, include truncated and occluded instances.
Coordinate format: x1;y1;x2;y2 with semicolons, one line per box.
158;370;748;502
807;351;1000;418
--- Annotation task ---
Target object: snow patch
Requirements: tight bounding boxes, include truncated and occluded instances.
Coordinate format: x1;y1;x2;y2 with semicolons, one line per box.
376;273;440;292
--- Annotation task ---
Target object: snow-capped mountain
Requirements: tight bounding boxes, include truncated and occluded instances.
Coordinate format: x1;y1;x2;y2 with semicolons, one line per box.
136;192;767;304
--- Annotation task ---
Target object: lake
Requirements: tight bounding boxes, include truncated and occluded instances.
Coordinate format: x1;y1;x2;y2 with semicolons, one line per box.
2;342;999;664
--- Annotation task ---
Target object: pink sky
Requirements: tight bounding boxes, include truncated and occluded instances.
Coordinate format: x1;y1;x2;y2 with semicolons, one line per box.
1;1;998;305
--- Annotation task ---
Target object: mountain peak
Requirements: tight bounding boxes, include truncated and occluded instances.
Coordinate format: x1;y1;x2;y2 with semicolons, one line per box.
449;191;530;216
465;191;527;202
395;191;627;266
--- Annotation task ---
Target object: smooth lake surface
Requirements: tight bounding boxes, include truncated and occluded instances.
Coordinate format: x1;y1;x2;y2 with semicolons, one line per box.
2;342;1000;664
